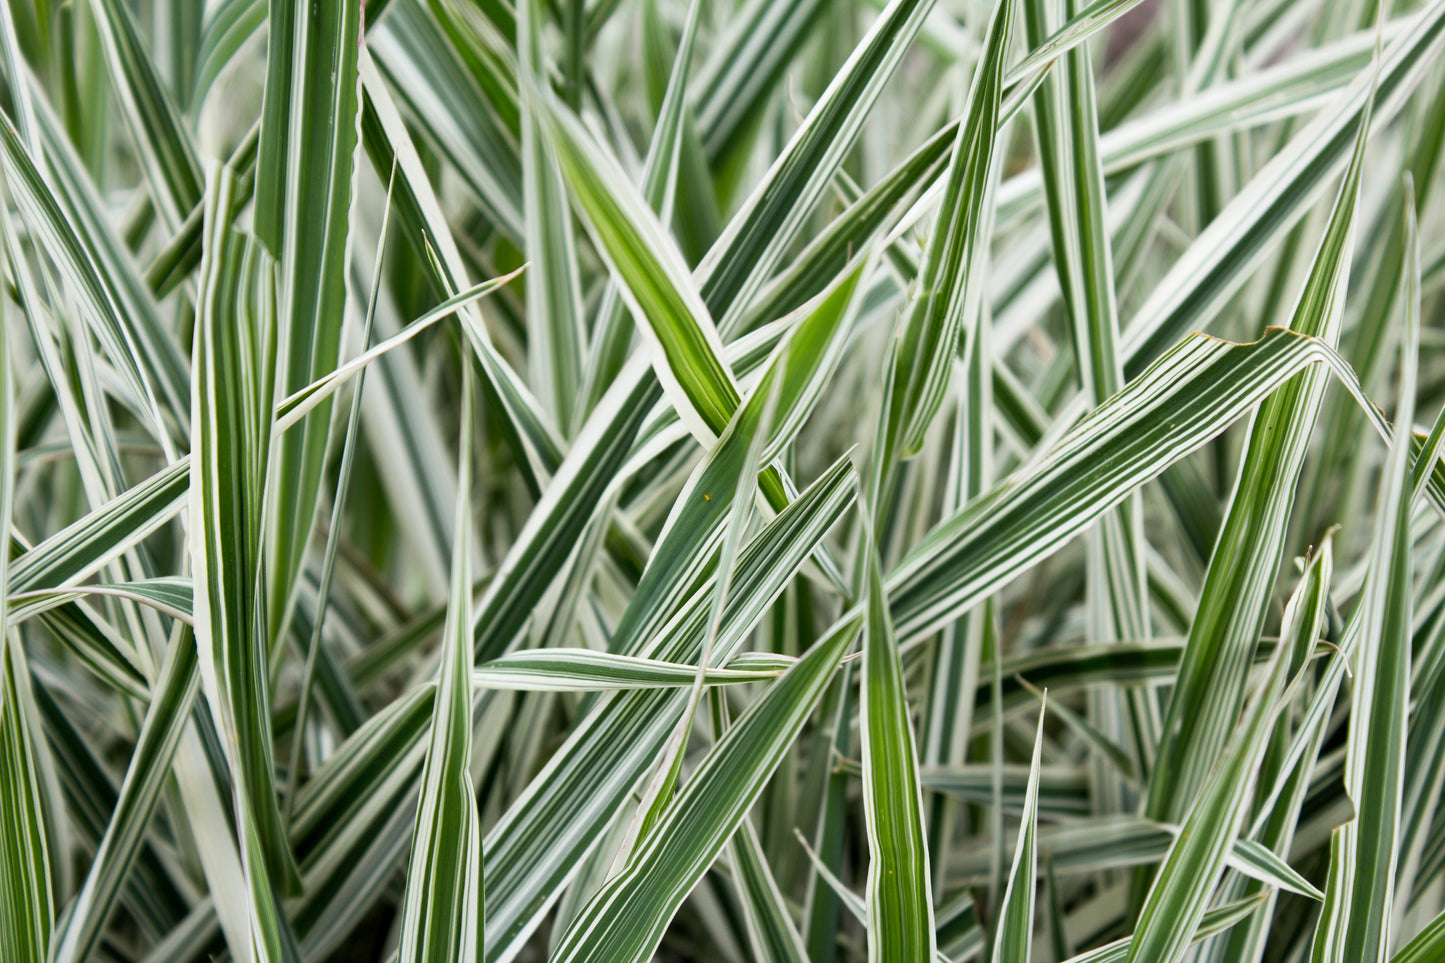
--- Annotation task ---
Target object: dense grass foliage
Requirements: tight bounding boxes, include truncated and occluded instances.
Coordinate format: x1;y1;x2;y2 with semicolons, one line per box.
3;0;1445;960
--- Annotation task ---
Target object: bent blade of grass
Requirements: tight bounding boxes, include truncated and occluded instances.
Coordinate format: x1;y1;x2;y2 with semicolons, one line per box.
1141;35;1375;875
1309;177;1422;963
884;325;1421;647
9;577;195;626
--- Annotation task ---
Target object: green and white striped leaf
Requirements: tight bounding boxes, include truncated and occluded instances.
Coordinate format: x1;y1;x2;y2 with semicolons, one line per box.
699;0;935;332
0;102;188;437
0;200;51;963
1024;0;1152;816
188;166;300;957
9;576;194;625
1117;0;1445;373
529;83;738;445
1060;897;1266;963
396;369;483;963
483;453;857;960
255;0;364;648
883;0;1012;461
517;0;586;428
1126;536;1332;962
84;0;202;229
1392;909;1445;963
0;629;52;963
5;0;1445;958
550;616;858;963
1309;178;1422;963
992;696;1047;963
471;649;790;691
729;813;809;963
859;513;936;960
578;0;702;421
1142;34;1375;838
50;625;199;963
886;327;1418;646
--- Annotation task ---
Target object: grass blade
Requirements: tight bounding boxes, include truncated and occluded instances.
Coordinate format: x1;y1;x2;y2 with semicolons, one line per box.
860;511;936;960
992;696;1047;962
518;0;586;428
396;369;483;963
1126;537;1332;962
550;617;858;963
1141;32;1376;875
0;177;51;961
255;0;364;645
1393;909;1445;963
883;0;1013;465
1309;176;1422;963
84;0;202;229
188;166;301;937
